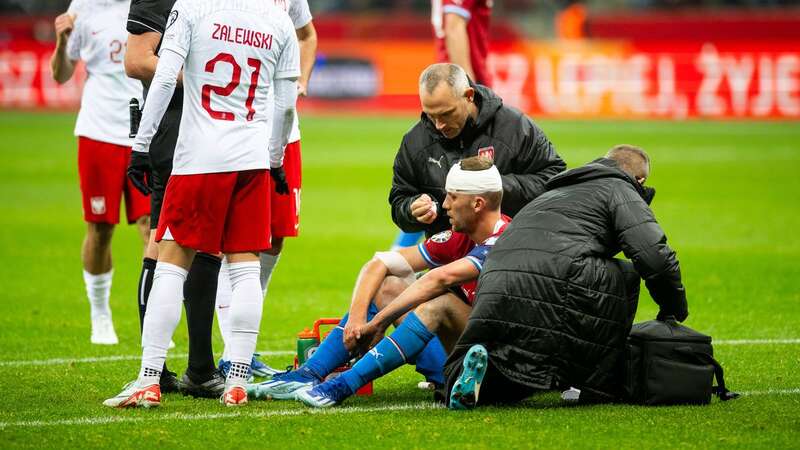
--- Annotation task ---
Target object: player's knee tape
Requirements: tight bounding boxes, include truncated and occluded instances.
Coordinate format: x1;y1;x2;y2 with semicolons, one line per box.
227;261;263;363
374;251;415;284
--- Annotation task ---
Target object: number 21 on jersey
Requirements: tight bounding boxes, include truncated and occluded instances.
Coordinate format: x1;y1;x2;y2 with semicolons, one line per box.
201;52;262;122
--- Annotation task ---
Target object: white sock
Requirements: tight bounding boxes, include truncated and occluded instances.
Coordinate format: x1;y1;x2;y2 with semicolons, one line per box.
83;269;113;320
227;361;252;387
215;258;233;361
139;262;187;384
227;261;263;384
259;253;280;298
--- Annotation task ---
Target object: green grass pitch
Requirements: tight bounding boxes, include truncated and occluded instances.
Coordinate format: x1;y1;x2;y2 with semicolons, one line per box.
0;111;798;448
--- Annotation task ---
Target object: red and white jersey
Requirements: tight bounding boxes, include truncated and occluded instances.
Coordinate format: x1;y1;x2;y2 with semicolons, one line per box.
417;215;510;304
275;0;312;30
66;0;142;146
162;0;301;175
269;0;312;143
431;0;492;86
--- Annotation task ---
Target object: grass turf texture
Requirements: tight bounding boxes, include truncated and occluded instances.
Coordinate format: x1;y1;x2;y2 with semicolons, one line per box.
0;111;798;448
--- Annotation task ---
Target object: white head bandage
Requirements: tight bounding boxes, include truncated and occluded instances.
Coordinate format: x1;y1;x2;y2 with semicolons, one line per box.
445;162;503;194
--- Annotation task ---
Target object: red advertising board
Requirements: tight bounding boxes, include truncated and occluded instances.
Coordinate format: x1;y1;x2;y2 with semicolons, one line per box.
1;38;798;119
503;40;800;119
0;41;85;109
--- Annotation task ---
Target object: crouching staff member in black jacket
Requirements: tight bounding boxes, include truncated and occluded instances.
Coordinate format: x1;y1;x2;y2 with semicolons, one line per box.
389;63;565;237
445;145;689;410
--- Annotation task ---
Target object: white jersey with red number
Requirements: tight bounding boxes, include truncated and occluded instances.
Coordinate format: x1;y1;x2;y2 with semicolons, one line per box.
161;0;301;175
270;0;311;143
66;0;142;146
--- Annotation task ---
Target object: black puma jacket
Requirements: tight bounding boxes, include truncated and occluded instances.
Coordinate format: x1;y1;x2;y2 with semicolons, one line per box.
388;84;565;236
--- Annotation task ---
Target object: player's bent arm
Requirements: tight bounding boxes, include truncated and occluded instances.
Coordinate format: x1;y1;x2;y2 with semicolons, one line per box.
124;32;161;82
295;22;317;95
347;247;425;324
347;258;389;326
443;13;475;82
370;257;479;330
397;245;429;274
50;41;76;84
131;48;183;153
50;12;76;84
268;77;298;168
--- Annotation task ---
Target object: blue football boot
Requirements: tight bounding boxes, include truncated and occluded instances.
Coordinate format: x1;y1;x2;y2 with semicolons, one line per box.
247;366;320;400
448;344;488;410
295;376;353;408
250;353;281;378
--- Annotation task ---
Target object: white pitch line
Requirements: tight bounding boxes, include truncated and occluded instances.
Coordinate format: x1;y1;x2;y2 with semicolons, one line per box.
2;389;800;428
0;402;443;429
0;350;294;367
1;339;798;367
740;388;800;396
715;339;800;346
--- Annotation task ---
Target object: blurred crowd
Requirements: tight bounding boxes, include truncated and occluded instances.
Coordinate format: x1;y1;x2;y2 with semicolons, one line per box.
1;0;797;14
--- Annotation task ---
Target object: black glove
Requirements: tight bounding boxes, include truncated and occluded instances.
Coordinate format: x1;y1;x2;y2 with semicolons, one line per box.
642;185;656;205
127;150;152;195
270;166;289;195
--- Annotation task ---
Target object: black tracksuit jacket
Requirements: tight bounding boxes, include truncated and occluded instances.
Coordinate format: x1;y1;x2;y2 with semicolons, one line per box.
389;84;566;236
444;159;688;400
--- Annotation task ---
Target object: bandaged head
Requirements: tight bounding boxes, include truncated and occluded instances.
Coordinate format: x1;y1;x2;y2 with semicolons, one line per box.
445;160;503;194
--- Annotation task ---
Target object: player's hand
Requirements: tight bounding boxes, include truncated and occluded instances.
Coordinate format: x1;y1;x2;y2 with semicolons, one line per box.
343;320;365;353
411;194;438;224
353;322;385;356
54;13;76;45
127;151;152;195
297;82;308;97
270;166;289;195
642;185;656;205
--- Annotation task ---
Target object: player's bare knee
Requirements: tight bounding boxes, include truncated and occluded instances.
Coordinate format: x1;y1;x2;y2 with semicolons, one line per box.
87;223;115;247
415;296;449;332
374;276;408;309
136;215;150;228
226;252;259;264
144;239;159;260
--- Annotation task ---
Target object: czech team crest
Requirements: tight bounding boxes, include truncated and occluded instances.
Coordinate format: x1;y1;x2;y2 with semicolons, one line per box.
431;230;452;243
478;146;495;160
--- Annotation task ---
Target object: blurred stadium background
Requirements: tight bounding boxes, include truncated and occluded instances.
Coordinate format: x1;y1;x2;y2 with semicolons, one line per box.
2;0;799;120
1;1;799;447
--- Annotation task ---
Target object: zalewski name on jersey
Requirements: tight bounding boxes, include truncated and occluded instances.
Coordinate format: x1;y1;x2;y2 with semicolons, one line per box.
211;22;273;49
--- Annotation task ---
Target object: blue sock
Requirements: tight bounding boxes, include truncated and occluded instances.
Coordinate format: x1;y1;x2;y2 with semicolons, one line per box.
303;303;378;379
340;312;435;393
412;337;447;385
392;231;424;249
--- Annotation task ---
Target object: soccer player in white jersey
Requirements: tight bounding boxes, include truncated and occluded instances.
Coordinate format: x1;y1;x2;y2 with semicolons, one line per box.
103;0;300;408
215;0;317;378
50;0;148;345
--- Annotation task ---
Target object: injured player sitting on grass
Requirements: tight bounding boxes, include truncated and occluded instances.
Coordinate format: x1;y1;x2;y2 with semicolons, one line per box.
248;155;509;407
